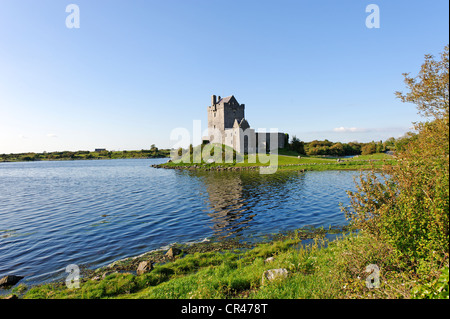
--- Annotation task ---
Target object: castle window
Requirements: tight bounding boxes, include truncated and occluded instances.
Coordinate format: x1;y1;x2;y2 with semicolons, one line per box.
214;113;216;117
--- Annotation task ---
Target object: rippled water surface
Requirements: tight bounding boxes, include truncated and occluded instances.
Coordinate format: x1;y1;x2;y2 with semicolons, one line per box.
0;159;359;286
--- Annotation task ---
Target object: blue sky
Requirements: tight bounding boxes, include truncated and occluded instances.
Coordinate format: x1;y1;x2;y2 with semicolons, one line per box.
0;0;448;153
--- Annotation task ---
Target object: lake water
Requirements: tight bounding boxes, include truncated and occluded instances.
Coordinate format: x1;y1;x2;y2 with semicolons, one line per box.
0;159;360;287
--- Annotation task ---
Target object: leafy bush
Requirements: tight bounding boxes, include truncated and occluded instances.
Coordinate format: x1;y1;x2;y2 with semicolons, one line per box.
342;46;449;270
412;266;449;299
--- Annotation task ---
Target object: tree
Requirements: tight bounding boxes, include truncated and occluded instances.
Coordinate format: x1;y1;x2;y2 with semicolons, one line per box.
290;135;305;155
383;137;396;151
284;133;290;149
361;142;376;155
342;46;449;268
395;45;449;120
375;140;384;153
394;132;417;152
329;142;345;156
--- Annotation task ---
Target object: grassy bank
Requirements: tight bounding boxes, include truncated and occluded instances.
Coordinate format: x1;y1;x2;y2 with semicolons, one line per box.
11;226;447;300
156;149;394;172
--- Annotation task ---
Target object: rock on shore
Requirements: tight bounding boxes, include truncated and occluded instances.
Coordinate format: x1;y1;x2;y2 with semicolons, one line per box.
0;275;24;288
261;269;288;285
136;261;153;275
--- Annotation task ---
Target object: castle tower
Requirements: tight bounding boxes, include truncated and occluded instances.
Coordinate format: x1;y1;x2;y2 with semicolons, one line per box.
207;95;245;144
206;94;286;153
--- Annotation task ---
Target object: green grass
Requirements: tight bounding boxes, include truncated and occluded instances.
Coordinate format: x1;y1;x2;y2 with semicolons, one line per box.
18;229;441;300
160;148;394;172
351;153;392;160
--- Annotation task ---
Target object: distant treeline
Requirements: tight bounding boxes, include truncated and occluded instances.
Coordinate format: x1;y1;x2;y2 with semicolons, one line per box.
0;145;171;162
285;133;416;156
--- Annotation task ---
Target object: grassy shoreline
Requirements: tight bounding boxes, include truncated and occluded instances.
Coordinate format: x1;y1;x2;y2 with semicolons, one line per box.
6;226;345;299
9;225;442;299
154;152;394;172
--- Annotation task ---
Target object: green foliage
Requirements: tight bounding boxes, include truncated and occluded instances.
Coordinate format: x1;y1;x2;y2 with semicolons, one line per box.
361;143;376;155
412;266;449;299
304;140;366;156
395;45;449;119
342;46;449;274
394;132;418;152
289;135;306;155
329;142;345;156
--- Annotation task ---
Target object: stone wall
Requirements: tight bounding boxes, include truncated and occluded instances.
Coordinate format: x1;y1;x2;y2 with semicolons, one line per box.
256;132;286;152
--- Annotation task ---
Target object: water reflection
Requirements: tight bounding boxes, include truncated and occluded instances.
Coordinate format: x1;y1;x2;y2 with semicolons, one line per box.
0;160;356;287
188;171;304;239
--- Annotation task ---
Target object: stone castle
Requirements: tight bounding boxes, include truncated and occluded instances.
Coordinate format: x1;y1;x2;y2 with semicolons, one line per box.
206;95;285;154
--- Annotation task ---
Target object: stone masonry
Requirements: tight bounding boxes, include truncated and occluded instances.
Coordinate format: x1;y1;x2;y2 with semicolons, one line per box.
207;95;285;154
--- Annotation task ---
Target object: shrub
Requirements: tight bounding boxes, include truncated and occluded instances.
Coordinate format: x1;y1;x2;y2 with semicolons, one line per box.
341;46;449;271
412;266;449;299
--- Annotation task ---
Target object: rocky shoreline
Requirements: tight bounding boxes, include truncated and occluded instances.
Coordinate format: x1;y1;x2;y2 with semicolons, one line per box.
151;163;307;172
150;160;377;172
1;225;349;298
71;225;347;282
150;162;355;172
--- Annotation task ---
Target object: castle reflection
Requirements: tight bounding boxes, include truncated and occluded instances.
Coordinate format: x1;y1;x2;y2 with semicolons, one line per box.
188;171;298;240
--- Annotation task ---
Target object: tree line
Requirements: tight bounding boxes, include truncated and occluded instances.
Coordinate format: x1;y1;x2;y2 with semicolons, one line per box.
284;134;415;157
0;145;171;162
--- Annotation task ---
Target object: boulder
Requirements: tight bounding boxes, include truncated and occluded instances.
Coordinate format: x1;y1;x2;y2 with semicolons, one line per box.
0;275;24;288
261;269;288;285
136;261;153;275
165;247;181;258
264;257;275;264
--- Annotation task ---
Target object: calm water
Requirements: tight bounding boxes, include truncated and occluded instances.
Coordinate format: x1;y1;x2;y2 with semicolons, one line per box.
0;159;359;286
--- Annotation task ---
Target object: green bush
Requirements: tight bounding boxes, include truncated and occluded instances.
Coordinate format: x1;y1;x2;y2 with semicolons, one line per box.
412;266;449;299
342;46;449;270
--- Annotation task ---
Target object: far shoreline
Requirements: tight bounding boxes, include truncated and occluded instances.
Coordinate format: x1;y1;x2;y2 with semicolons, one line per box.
0;156;170;163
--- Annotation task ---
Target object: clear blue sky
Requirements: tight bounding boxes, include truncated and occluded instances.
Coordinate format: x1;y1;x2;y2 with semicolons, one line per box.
0;0;448;153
